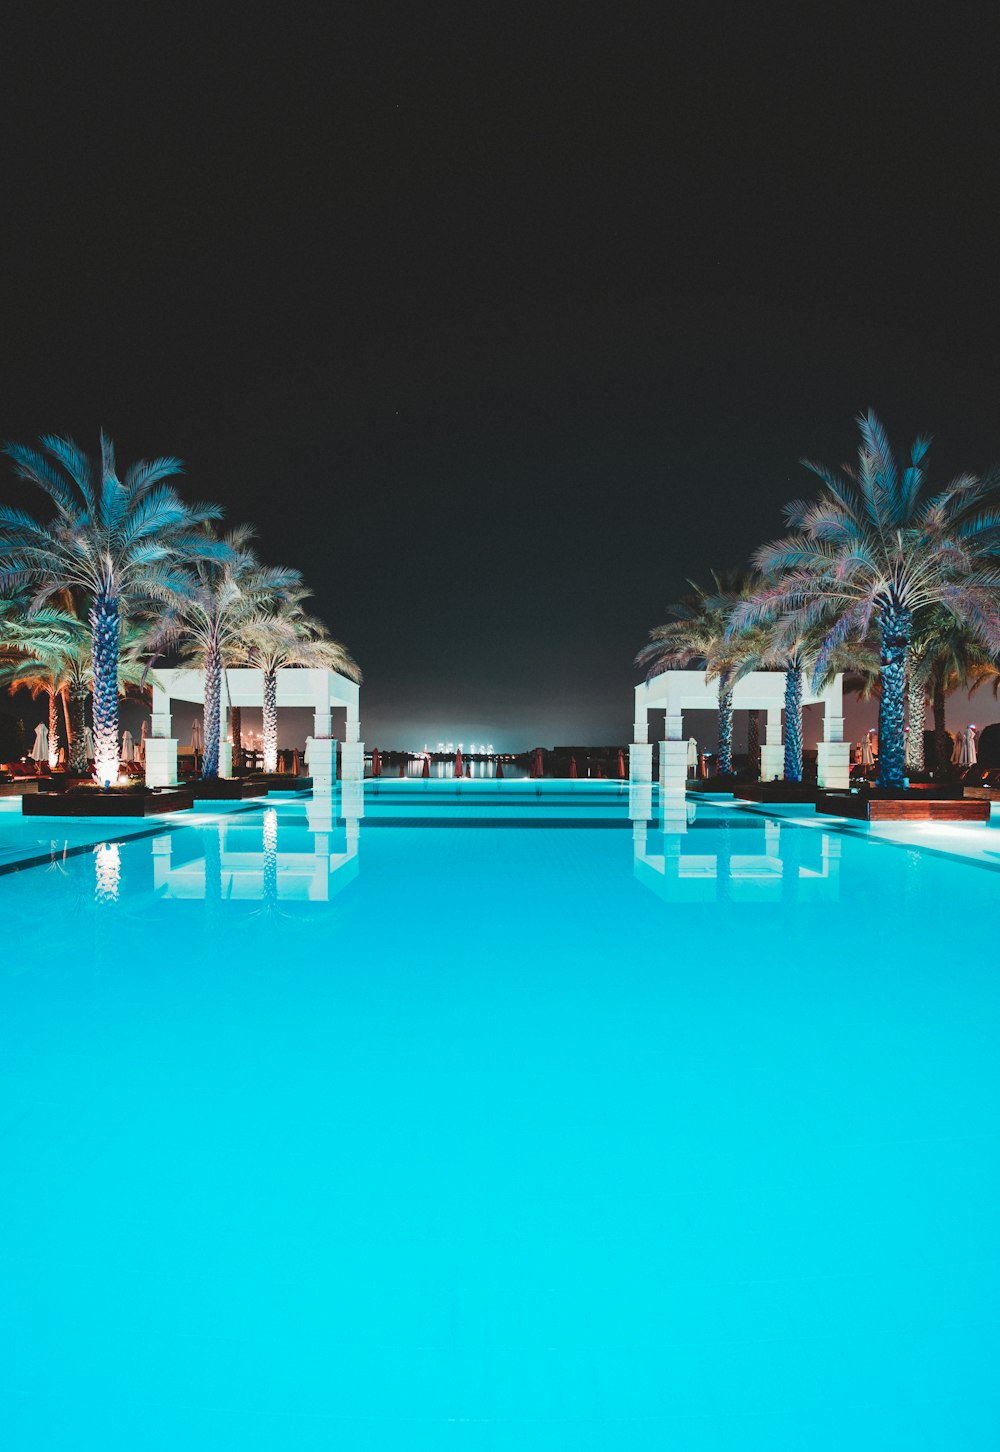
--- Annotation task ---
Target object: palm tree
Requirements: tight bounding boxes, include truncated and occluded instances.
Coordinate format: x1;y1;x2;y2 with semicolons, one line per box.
0;603;159;774
0;601;84;768
161;527;301;779
636;571;761;776
0;434;223;784
234;592;361;774
909;611;997;774
724;611;879;783
734;411;1000;789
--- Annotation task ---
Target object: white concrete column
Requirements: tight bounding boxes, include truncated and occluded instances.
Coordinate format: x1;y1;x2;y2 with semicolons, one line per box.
760;706;784;781
219;742;233;778
660;739;688;797
314;706;332;738
817;741;851;789
309;737;337;791
345;704;361;744
151;685;172;739
633;716;649;744
145;737;179;788
630;742;653;784
341;740;364;780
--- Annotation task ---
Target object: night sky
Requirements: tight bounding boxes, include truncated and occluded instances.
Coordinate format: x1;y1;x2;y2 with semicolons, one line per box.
2;7;999;749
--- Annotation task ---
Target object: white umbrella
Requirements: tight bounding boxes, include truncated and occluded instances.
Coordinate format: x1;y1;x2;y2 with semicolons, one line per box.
687;737;698;775
190;718;203;751
30;723;49;762
965;725;978;766
952;731;965;765
121;730;136;763
139;719;148;761
861;736;874;768
84;727;95;760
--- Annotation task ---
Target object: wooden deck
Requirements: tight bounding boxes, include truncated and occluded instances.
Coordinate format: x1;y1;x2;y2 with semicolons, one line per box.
817;791;990;823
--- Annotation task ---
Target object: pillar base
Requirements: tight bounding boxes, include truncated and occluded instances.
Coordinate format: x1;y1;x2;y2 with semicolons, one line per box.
341;741;364;782
145;738;179;788
629;742;652;784
760;744;785;782
817;740;852;790
308;738;337;792
660;739;688;797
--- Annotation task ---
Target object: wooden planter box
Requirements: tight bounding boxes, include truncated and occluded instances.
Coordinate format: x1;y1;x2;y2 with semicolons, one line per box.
240;774;313;792
22;789;193;817
738;782;817;804
817;790;990;823
0;780;42;796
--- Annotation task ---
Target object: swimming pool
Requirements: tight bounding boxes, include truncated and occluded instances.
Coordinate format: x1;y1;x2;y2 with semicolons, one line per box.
2;785;999;1449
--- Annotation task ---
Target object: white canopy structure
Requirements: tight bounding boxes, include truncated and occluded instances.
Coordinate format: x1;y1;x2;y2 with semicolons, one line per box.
631;668;851;795
145;666;362;788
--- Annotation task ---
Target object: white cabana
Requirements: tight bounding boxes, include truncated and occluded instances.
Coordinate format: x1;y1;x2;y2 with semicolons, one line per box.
145;666;362;789
630;669;851;796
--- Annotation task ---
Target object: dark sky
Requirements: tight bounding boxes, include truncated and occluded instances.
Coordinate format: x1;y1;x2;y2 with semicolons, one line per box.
2;5;999;749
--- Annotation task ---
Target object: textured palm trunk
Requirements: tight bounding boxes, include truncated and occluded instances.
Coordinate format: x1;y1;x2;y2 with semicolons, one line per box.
906;662;926;774
90;592;121;784
61;687;73;755
231;706;242;770
47;689;60;769
747;710;760;780
932;678;948;776
263;667;278;774
717;683;734;776
877;604;912;789
68;686;88;774
783;665;803;783
201;644;222;780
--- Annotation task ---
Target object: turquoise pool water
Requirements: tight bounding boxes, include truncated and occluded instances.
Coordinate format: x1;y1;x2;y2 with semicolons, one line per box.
2;785;999;1449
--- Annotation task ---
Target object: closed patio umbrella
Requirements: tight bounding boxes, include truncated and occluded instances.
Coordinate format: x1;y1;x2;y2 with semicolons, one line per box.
84;726;95;760
617;748;626;779
121;730;136;763
569;755;577;779
139;719;148;761
952;731;965;765
966;725;978;766
399;760;405;777
495;759;504;779
861;735;875;769
30;723;49;762
454;747;463;778
190;718;203;751
687;737;698;776
533;747;544;778
421;755;430;778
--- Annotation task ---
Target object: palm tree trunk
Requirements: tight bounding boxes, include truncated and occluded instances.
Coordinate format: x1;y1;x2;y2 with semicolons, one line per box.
877;604;912;789
202;643;222;780
231;705;242;771
262;667;278;774
932;676;948;776
906;664;926;774
717;683;734;775
68;685;88;774
783;665;803;783
747;710;760;780
47;689;60;770
89;592;121;784
61;686;73;755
